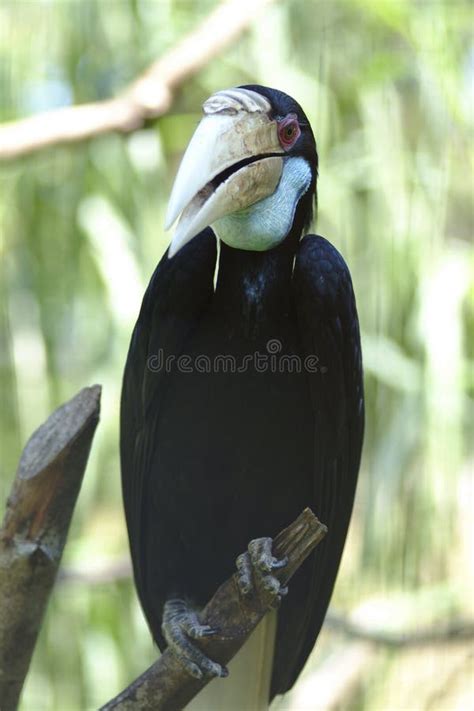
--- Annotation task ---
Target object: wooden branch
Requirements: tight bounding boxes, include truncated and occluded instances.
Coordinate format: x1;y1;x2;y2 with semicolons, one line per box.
325;611;474;647
0;0;274;161
58;556;132;586
100;508;327;711
0;385;101;711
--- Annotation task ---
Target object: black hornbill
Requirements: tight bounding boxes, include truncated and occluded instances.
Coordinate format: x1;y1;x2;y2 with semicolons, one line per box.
121;86;364;708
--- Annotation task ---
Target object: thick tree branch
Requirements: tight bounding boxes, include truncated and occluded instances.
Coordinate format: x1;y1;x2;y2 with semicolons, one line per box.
0;385;101;711
0;0;274;161
100;508;327;711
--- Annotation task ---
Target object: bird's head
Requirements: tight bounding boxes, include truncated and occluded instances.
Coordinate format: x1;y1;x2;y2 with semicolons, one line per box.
165;85;318;257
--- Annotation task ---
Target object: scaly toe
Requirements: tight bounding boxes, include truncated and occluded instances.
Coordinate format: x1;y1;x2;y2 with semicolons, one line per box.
248;537;274;573
162;598;226;679
236;551;253;596
236;537;288;606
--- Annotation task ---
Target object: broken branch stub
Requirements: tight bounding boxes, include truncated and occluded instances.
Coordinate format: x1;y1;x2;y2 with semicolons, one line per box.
0;385;101;711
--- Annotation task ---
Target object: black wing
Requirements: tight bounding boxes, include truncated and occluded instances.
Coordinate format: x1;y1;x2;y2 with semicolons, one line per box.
271;234;364;697
120;229;217;631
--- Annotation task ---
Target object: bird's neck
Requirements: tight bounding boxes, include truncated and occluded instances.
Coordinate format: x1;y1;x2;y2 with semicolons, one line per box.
214;229;300;338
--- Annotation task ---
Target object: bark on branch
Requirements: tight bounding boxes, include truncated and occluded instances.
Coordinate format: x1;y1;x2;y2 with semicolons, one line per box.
100;508;327;711
0;385;101;711
0;0;275;161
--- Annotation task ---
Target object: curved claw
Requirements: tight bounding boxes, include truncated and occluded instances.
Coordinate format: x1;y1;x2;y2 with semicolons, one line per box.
185;622;220;640
272;555;288;570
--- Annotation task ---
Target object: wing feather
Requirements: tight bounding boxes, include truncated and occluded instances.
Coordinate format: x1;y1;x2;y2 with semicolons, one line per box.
271;234;364;697
120;229;217;619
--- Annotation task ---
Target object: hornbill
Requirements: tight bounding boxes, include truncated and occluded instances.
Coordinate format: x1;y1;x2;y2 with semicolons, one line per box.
121;86;364;708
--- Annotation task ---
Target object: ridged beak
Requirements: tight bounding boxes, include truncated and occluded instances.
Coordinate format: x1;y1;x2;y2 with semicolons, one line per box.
165;88;284;257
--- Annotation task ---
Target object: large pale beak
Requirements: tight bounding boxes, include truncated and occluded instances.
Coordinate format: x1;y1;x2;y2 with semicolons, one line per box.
165;88;284;257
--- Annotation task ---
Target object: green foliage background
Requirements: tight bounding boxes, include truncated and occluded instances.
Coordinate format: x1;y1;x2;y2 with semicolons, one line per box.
1;1;472;709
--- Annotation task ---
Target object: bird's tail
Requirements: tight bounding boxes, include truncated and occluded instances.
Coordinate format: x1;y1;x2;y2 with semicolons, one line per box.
187;611;277;711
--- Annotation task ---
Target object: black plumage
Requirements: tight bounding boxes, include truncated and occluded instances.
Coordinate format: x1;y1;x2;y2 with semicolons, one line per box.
120;86;364;701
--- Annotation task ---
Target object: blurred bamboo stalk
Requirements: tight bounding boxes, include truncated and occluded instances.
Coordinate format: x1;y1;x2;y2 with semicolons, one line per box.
288;640;375;711
0;0;275;161
100;508;327;711
0;385;101;711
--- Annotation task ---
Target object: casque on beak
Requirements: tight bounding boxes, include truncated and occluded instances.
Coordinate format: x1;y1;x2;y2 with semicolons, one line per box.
165;88;284;257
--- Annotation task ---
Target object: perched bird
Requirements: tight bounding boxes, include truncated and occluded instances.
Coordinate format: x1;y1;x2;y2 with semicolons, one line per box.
120;85;364;709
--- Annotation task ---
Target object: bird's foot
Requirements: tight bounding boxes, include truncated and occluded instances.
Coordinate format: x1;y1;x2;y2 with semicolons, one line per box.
162;598;228;680
236;537;288;608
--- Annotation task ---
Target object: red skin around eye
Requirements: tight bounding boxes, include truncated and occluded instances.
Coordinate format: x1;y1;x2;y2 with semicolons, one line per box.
278;113;301;150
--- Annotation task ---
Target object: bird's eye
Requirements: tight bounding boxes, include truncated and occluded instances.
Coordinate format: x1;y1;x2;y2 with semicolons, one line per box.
278;114;301;149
